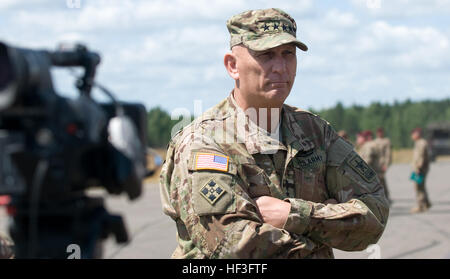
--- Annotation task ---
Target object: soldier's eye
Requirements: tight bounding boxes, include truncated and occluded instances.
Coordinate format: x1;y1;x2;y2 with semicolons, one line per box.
257;52;274;60
283;50;295;56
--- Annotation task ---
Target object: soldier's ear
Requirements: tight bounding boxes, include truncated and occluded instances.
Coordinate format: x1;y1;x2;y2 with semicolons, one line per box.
224;52;239;80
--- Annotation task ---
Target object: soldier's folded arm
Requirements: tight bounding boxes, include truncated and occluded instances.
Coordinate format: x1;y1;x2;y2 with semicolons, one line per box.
280;135;390;252
160;136;323;259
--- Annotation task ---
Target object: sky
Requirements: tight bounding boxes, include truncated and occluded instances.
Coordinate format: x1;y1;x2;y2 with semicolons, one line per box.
1;0;449;115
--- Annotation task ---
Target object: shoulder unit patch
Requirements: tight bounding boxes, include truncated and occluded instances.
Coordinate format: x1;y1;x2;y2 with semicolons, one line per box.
348;154;377;183
199;179;227;205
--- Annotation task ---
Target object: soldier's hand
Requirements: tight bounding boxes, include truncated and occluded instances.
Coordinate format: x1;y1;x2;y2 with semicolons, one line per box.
254;196;291;229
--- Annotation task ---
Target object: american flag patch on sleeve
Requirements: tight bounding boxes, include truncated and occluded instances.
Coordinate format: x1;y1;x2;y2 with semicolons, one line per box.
194;153;229;172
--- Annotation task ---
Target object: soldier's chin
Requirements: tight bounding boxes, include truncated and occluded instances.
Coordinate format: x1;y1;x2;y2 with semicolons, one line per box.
263;89;290;106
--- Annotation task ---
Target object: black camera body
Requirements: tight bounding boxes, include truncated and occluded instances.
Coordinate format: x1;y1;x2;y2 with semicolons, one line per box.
0;42;147;258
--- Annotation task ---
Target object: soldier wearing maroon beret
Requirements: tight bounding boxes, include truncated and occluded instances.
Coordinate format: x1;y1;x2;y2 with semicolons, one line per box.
410;127;431;213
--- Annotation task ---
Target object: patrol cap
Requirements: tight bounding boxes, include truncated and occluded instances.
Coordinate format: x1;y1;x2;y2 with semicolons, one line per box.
226;8;308;52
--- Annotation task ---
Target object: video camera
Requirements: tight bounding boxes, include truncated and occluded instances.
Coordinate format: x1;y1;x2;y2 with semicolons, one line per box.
0;41;147;258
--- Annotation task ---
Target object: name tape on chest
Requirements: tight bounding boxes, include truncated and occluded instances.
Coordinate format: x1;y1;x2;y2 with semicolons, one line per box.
194;153;229;172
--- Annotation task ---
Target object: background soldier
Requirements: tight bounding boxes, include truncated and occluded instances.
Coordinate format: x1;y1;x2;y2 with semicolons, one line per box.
357;130;390;203
374;128;393;204
358;130;378;167
338;130;349;141
355;131;366;153
159;8;389;258
338;130;353;146
410;127;432;213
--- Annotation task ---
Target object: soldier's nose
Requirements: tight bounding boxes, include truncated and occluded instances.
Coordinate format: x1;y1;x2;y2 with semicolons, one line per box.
272;56;287;74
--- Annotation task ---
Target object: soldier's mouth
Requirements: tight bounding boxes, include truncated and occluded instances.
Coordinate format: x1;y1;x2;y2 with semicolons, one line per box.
269;82;289;88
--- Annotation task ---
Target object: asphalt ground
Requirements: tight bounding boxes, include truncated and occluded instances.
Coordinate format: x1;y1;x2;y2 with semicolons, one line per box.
1;160;449;259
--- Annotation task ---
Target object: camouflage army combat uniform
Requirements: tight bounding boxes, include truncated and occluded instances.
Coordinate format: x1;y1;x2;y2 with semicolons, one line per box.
360;139;390;201
373;137;392;201
358;140;381;173
412;138;431;211
160;94;389;258
374;137;392;170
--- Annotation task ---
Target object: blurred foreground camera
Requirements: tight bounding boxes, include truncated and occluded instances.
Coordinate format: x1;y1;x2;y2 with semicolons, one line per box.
0;41;147;258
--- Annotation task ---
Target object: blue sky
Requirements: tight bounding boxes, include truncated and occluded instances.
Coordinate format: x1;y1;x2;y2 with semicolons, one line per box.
1;0;449;115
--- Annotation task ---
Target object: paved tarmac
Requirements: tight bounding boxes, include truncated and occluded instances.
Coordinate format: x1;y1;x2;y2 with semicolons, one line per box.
2;161;449;259
100;160;450;259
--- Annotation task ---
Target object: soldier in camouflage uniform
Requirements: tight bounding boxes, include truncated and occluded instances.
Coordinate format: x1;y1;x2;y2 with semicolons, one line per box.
337;130;349;142
410;128;431;213
373;128;392;204
355;131;365;154
359;130;391;204
159;8;389;258
357;131;382;174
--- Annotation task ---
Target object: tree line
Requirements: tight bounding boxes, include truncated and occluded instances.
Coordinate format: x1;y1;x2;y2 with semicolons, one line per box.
312;98;450;148
146;98;450;149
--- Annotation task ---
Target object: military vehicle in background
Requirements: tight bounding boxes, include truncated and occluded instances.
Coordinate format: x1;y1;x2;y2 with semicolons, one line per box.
426;122;450;161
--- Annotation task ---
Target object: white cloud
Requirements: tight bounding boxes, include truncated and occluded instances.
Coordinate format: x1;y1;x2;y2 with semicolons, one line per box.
356;21;450;70
117;24;227;67
351;0;450;16
10;3;133;32
56;32;85;43
0;0;16;9
0;0;50;9
300;9;360;52
133;0;247;20
132;0;314;20
324;9;359;28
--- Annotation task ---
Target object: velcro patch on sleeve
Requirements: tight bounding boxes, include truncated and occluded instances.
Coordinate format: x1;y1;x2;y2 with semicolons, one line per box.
199;179;227;205
348;154;377;183
194;152;229;172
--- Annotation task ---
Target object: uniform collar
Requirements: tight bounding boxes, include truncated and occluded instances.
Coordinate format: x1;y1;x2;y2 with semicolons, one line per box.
226;92;314;155
226;92;285;154
281;105;315;159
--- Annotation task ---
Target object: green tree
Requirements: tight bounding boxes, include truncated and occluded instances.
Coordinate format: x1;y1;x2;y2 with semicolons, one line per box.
146;98;450;149
315;98;450;149
147;107;182;147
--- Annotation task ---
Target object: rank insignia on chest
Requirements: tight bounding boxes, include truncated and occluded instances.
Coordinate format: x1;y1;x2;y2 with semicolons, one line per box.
199;179;226;205
348;155;376;182
194;153;229;172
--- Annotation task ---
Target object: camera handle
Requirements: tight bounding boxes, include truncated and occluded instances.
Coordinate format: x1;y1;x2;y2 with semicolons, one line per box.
50;44;100;96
